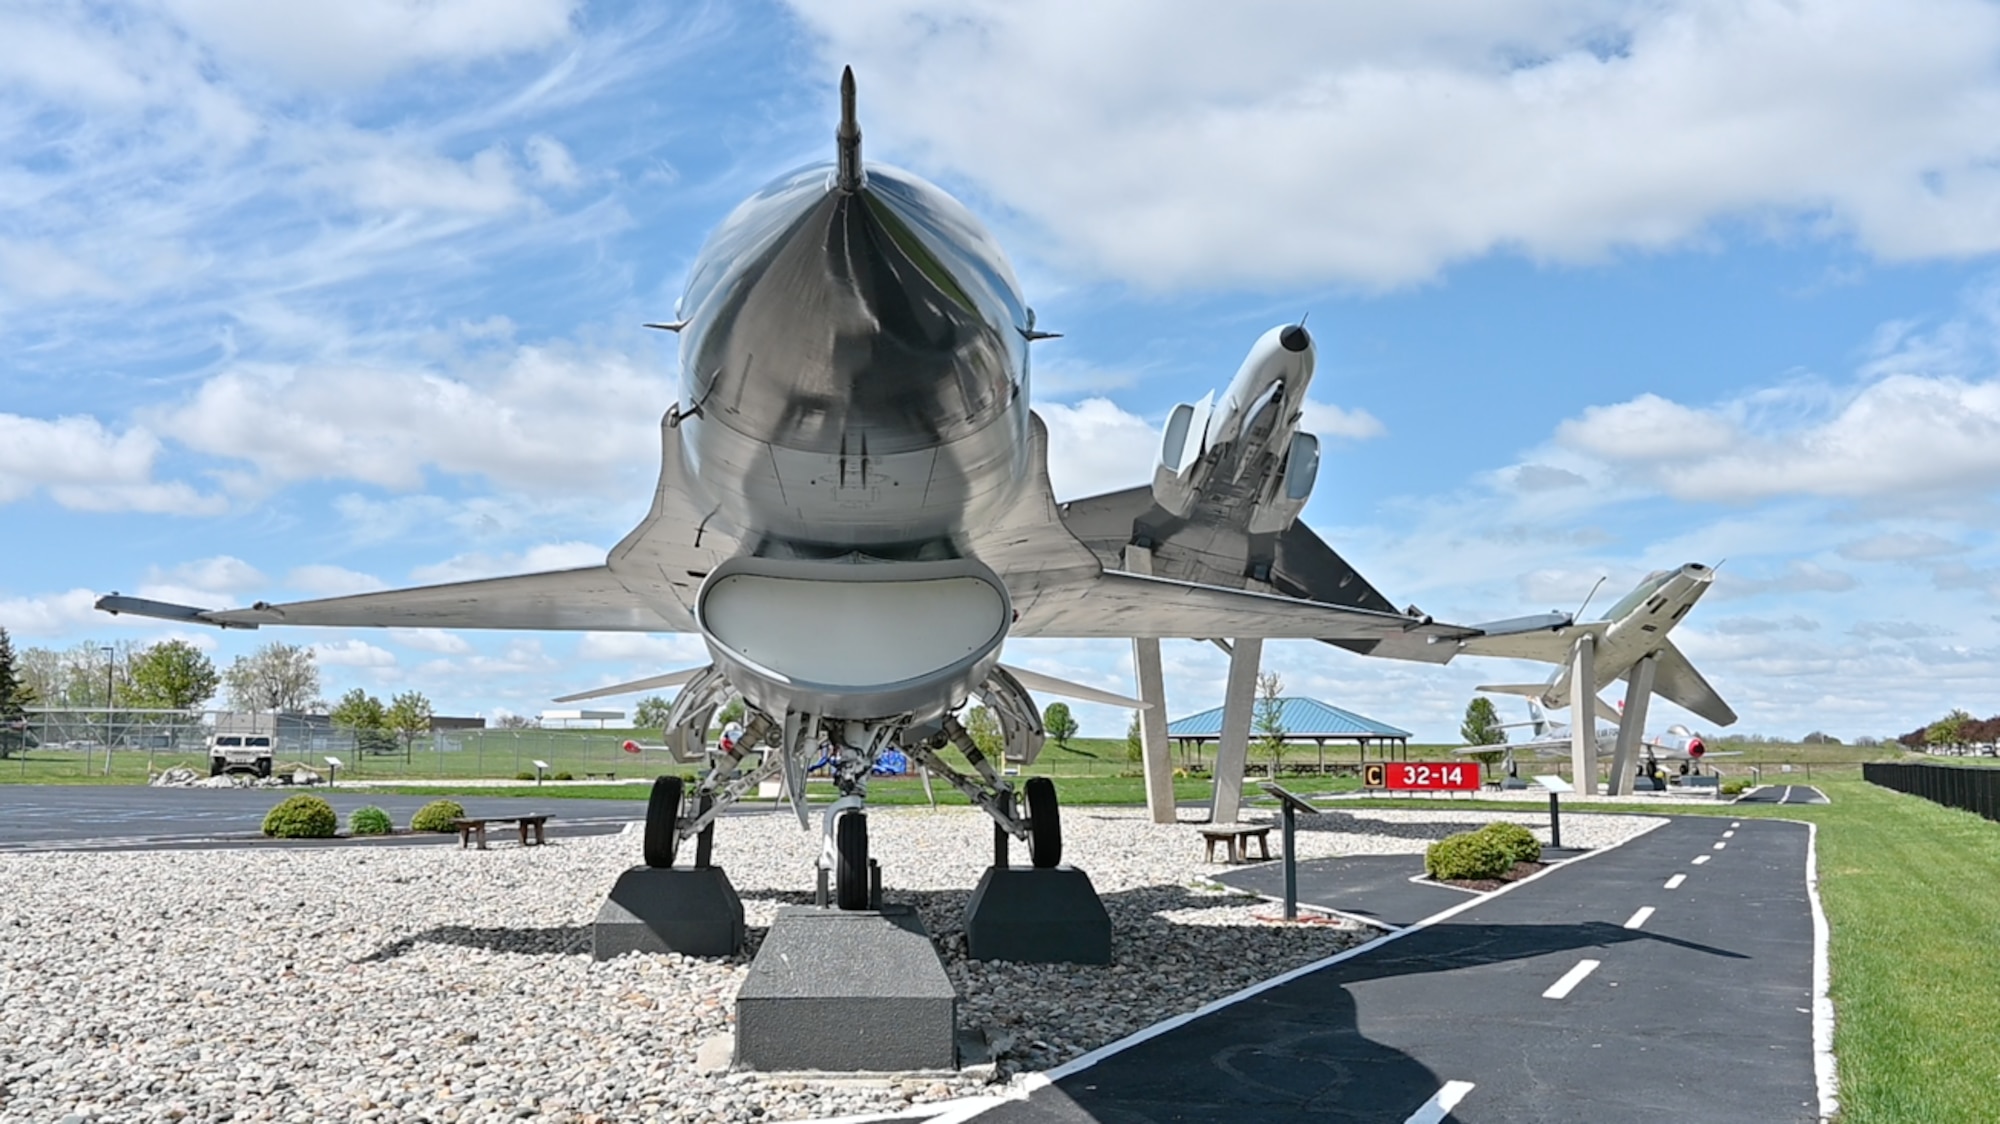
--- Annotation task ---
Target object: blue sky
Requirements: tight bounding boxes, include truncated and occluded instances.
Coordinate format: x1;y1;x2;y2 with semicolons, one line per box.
6;0;2000;742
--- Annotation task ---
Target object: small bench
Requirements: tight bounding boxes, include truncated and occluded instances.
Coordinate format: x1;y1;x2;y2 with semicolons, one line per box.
582;771;616;781
1199;824;1273;864
453;815;551;850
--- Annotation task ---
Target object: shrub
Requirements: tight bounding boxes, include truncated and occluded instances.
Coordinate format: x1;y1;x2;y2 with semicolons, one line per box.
410;799;466;833
262;795;338;839
1476;821;1542;865
514;771;536;781
348;806;393;836
1425;830;1512;881
553;771;574;781
1721;777;1753;796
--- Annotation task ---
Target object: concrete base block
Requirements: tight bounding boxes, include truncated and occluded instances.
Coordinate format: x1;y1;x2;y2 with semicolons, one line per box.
736;904;957;1072
963;865;1112;965
592;865;745;960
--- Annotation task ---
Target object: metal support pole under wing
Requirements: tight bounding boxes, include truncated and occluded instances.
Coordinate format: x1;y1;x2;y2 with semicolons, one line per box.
1570;635;1599;796
1125;545;1177;825
1608;653;1657;796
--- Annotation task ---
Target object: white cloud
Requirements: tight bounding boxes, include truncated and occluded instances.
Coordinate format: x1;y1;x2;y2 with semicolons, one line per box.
151;344;667;497
0;414;223;514
1038;398;1158;500
0;239;120;300
575;632;708;665
388;628;473;655
0;589;110;637
162;0;578;89
524;135;582;188
1300;398;1384;441
135;556;268;608
1838;533;1965;562
408;541;605;584
791;0;2000;288
310;639;398;668
318;144;525;216
1713;615;1821;635
286;565;388;596
1709;560;1858;600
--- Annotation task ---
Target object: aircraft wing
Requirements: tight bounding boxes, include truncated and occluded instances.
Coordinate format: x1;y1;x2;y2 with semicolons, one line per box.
1637;641;1737;726
1458;619;1609;662
97;565;692;632
1012;570;1482;642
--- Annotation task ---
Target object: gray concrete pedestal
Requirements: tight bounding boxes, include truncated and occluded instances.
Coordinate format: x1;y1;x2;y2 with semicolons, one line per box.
963;865;1112;964
736;904;957;1072
592;865;745;960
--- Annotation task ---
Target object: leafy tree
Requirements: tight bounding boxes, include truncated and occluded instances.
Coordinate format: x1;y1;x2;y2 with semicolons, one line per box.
717;697;746;727
1927;709;1973;753
125;640;220;710
1461;697;1507;746
386;690;433;753
224;642;321;713
1254;671;1288;777
0;627;32;758
635;695;673;729
1125;710;1143;762
1042;702;1078;748
496;713;538;729
329;688;387;731
18;641;141;708
965;705;1003;759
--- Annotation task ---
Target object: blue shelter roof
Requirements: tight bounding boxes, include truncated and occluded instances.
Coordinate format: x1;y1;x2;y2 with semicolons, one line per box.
1166;697;1410;740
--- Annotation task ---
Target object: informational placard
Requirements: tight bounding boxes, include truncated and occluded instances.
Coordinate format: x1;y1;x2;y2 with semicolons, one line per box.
1378;761;1482;791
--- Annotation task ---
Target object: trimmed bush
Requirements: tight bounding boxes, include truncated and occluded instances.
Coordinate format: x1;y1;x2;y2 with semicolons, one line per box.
1720;777;1753;796
1477;821;1542;865
348;806;393;836
262;795;338;839
514;771;537;781
553;771;574;781
410;799;466;833
1425;830;1512;881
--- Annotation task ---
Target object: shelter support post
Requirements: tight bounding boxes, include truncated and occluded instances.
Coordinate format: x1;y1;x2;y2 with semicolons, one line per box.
1606;653;1657;796
1210;637;1263;823
1124;545;1177;825
1570;634;1599;796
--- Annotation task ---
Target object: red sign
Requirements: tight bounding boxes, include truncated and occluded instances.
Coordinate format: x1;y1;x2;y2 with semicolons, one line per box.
1384;762;1482;791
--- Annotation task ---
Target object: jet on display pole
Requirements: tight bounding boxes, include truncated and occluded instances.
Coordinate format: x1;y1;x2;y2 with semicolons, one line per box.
98;71;1586;903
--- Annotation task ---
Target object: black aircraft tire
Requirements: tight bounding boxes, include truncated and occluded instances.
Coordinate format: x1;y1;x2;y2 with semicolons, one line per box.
835;812;869;911
644;776;684;869
1025;776;1062;869
209;758;223;778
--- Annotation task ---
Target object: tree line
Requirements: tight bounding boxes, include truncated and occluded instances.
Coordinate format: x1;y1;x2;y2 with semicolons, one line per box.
0;631;336;714
1897;709;2000;753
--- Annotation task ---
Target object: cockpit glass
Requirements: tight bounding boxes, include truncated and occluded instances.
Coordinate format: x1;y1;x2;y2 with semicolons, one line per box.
1600;571;1671;620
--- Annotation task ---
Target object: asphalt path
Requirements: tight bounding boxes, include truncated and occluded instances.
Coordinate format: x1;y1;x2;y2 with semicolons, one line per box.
971;816;1824;1123
1207;848;1594;930
1736;785;1830;805
0;785;652;851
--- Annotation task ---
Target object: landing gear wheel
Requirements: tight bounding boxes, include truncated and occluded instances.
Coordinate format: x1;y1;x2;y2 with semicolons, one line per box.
209;758;223;778
1025;776;1062;869
835;812;869;910
644;776;684;869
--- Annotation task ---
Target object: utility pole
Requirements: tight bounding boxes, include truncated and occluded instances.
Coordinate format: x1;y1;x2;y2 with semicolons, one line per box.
100;645;114;776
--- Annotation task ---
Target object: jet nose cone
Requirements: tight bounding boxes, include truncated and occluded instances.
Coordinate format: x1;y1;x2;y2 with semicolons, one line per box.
1279;324;1311;353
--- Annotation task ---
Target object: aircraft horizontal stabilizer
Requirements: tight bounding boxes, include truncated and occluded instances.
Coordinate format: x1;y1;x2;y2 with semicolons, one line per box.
98;565;690;633
998;665;1148;709
1640;640;1737;727
1476;684;1549;700
553;666;707;704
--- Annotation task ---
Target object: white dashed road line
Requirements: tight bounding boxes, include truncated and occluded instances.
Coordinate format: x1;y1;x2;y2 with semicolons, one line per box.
1665;873;1687;889
1623;906;1655;930
1722;830;1735;838
1713;841;1727;850
1692;855;1710;865
1543;959;1602;1000
1731;821;1741;828
1402;1080;1476;1124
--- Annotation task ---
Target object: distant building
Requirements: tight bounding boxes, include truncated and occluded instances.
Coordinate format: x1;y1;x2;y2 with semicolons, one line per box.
430;716;486;731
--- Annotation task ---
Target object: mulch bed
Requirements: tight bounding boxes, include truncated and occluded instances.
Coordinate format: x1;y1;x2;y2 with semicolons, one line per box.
1435;859;1545;892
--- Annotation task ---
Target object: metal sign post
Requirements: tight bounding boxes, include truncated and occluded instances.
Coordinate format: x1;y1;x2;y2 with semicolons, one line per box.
1260;783;1321;921
1535;774;1573;849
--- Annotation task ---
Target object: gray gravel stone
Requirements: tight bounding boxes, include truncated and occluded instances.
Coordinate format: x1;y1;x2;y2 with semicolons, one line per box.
0;804;1657;1122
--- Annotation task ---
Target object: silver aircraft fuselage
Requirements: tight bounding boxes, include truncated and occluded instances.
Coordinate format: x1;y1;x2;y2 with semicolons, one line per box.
672;161;1035;554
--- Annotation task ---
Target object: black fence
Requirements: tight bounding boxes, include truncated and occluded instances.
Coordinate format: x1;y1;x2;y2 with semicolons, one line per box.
1864;761;2000;821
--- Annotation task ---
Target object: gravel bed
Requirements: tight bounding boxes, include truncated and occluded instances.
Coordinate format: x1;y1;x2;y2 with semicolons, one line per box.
0;804;1660;1123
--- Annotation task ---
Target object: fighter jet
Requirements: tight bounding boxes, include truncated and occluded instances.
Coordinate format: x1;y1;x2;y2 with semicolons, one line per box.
1458;701;1737;787
97;71;1502;909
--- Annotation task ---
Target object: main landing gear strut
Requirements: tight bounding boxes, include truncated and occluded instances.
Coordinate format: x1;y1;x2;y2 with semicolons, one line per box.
640;711;1065;912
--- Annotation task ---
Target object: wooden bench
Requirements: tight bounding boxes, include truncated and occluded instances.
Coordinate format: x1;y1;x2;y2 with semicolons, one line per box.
453;815;551;850
582;771;616;781
1199;824;1273;864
